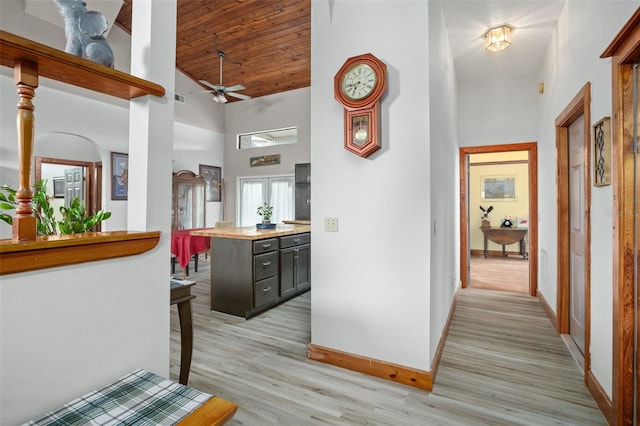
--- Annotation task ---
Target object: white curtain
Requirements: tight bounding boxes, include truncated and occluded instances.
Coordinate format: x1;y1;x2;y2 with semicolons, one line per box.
238;176;294;226
269;177;294;224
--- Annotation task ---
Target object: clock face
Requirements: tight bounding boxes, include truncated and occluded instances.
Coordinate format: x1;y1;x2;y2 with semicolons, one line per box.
341;64;377;100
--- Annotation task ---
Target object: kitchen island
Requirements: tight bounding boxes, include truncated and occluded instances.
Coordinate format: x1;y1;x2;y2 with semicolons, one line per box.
191;225;310;318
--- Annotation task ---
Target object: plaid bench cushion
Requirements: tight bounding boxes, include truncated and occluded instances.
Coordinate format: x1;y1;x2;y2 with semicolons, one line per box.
24;369;212;425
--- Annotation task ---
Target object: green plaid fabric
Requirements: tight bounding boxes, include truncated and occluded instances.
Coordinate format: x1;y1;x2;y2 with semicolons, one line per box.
24;369;211;425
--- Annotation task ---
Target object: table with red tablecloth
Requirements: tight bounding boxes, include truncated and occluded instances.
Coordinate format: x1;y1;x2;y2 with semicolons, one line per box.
171;228;212;271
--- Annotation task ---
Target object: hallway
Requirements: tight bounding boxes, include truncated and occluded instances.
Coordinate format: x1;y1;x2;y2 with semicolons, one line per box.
171;259;605;425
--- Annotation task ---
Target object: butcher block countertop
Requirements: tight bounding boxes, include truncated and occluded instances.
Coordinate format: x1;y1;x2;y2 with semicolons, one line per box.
190;224;310;240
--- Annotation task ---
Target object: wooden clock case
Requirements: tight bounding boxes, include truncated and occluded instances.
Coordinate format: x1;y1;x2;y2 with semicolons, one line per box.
334;53;387;158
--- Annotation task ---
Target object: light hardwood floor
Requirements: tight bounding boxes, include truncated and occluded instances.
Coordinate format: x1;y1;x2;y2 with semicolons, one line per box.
170;256;605;425
470;253;529;294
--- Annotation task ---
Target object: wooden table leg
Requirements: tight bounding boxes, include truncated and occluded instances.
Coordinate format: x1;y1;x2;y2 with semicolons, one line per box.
176;297;195;385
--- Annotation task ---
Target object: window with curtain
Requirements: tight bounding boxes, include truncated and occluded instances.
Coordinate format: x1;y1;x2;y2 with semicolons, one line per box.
238;176;294;226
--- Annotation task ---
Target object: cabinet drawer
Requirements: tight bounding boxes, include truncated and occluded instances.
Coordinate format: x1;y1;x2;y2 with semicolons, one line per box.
280;233;310;249
253;238;278;254
254;252;278;281
254;276;278;308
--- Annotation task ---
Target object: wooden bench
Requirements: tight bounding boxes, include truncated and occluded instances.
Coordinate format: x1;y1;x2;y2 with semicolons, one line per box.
25;369;237;425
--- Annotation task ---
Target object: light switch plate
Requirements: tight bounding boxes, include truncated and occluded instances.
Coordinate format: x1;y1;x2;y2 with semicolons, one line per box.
324;217;338;232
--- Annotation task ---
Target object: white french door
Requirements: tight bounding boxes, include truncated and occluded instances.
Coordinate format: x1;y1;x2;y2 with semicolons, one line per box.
238;176;294;226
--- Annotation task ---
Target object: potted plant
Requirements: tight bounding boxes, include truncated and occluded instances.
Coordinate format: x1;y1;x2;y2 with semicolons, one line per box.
0;179;111;235
256;202;275;229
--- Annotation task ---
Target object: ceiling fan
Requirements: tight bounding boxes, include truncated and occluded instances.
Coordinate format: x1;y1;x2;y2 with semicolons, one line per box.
196;51;251;103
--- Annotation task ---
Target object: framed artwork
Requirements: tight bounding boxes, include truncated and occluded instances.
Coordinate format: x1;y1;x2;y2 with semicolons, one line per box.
52;177;65;198
199;164;222;202
250;154;281;167
481;176;517;201
111;152;128;200
593;117;611;187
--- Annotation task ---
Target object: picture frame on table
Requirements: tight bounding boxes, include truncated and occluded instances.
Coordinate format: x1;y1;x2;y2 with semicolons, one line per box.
199;164;222;202
111;152;128;200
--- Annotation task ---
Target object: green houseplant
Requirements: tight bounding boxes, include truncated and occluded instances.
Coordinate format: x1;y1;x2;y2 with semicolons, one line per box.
0;179;111;236
257;202;273;224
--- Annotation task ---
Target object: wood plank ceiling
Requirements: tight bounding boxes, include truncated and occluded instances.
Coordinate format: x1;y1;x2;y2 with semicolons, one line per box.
115;0;311;102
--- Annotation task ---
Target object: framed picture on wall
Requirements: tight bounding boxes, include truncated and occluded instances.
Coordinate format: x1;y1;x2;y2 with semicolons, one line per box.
593;116;611;187
111;152;128;200
481;175;517;201
52;177;65;198
199;164;222;202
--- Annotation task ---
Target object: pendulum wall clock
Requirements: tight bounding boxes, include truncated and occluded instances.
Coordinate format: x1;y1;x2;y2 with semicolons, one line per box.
334;53;388;158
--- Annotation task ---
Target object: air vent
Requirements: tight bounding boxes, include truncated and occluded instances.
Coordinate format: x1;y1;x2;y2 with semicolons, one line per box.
174;93;185;104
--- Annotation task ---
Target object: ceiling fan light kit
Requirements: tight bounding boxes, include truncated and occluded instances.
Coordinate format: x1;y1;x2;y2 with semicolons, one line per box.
197;51;251;103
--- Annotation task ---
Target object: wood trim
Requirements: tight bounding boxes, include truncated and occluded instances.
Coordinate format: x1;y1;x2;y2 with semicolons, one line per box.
459;142;538;297
586;370;614;425
0;231;160;275
429;289;461;381
604;11;640;424
537;289;558;331
601;7;640;62
469;160;529;167
35;156;100;217
177;396;238;425
307;344;433;391
0;30;165;99
554;82;592;376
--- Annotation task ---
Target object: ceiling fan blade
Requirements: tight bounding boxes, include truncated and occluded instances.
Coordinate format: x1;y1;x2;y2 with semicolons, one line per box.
198;80;223;90
223;84;246;92
192;89;216;93
227;91;252;100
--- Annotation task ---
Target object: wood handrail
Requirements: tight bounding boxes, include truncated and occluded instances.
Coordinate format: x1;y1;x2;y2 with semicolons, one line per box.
0;30;165;99
0;30;165;242
0;231;161;275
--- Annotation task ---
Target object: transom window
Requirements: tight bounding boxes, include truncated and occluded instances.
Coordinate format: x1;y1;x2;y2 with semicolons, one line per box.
238;127;297;149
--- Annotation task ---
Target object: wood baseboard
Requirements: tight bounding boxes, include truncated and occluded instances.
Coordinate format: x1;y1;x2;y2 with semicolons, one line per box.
470;248;522;257
586;370;613;425
307;344;433;391
307;290;461;392
537;289;557;330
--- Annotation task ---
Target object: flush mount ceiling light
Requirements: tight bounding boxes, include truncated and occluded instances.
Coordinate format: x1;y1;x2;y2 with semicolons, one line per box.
485;26;512;52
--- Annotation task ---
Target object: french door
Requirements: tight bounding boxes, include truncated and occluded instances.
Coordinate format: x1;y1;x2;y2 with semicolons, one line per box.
238;176;294;226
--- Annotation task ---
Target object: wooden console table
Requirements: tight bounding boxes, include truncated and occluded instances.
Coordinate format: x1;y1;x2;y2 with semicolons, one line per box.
171;279;196;385
481;227;528;259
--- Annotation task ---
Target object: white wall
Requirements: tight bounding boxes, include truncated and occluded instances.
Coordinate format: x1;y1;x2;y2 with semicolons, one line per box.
458;75;540;147
224;87;311;225
310;0;439;371
428;0;459;364
536;0;638;400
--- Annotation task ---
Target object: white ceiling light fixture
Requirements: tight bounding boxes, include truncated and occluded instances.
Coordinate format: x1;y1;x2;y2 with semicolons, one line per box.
485;26;512;52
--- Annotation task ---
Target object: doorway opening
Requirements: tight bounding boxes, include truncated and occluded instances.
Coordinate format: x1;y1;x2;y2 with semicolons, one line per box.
35;156;103;231
459;142;538;297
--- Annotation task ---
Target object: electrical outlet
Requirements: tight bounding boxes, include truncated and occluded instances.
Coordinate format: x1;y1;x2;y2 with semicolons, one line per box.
324;217;338;232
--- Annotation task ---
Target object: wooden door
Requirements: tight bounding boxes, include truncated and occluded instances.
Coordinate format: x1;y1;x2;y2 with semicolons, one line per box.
64;167;84;208
568;115;586;354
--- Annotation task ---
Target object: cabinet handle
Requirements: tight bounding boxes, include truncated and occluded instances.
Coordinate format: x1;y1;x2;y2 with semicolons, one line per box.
307;176;311;183
306;199;310;205
263;286;271;292
262;261;271;267
293;238;300;244
262;243;271;249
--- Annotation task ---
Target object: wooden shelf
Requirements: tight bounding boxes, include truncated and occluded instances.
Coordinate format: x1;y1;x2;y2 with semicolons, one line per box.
0;231;161;275
0;30;165;99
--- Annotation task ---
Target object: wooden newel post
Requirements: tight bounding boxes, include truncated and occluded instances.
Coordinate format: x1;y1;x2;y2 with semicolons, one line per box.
12;59;38;241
